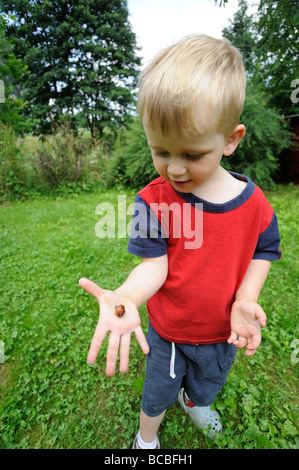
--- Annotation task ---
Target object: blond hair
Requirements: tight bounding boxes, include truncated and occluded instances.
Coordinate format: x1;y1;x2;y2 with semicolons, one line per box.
137;34;246;138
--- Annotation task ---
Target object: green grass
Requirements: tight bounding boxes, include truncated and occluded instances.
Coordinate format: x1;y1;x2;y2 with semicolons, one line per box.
0;185;298;449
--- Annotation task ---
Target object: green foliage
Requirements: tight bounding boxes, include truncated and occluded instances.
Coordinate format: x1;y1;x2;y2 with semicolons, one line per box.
0;122;31;199
222;84;292;188
0;93;292;201
106;117;158;189
35;116;107;189
222;0;257;77
0;120;109;200
0;12;30;133
255;0;299;115
221;0;299;116
0;186;297;449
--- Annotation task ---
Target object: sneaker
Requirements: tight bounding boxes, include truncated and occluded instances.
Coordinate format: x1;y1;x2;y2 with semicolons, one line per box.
132;434;160;449
178;388;222;440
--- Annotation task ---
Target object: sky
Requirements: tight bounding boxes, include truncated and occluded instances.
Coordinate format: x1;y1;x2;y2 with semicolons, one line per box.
127;0;240;66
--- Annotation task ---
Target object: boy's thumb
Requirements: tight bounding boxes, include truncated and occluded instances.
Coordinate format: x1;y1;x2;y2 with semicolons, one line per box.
79;277;104;300
256;304;267;327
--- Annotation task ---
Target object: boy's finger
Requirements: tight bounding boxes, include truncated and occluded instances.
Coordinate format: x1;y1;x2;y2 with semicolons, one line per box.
134;326;150;355
79;277;104;300
245;347;257;356
228;331;244;346
246;334;261;354
105;332;120;376
235;336;247;348
87;323;107;365
228;335;236;345
119;333;131;373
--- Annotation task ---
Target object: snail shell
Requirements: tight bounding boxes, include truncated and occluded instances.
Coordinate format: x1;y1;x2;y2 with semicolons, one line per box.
115;304;126;317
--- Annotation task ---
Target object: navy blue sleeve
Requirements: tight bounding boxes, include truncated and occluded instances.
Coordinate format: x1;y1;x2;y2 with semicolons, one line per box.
253;212;282;261
127;194;168;258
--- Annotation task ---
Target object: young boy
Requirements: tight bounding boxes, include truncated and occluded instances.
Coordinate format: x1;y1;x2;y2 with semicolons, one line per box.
79;34;281;448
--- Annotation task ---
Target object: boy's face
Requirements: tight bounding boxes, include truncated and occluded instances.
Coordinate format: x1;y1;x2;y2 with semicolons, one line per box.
144;124;231;194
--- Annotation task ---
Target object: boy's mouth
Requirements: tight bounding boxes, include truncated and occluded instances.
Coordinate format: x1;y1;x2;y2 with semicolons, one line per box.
170;179;192;188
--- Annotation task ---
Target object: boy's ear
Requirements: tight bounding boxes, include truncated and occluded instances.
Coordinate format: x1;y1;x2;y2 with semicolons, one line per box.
223;125;245;156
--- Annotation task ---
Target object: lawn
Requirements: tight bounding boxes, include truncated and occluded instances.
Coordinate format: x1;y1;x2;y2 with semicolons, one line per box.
0;185;298;449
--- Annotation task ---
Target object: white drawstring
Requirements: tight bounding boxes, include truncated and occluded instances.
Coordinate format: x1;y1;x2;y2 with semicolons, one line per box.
170;342;176;379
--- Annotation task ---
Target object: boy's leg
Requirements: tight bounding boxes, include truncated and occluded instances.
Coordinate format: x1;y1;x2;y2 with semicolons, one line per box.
133;409;165;449
134;322;187;448
139;408;166;443
177;342;236;439
177;388;222;440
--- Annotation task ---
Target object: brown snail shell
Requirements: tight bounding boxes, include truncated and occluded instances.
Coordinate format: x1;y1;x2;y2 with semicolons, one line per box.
115;304;126;317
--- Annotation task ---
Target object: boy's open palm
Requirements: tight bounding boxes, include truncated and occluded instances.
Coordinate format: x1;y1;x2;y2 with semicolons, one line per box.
79;277;149;376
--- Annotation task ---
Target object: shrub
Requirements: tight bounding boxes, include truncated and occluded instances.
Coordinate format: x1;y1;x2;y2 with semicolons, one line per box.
0;119;109;201
36;118;103;189
0;122;30;200
222;84;292;188
106;117;158;189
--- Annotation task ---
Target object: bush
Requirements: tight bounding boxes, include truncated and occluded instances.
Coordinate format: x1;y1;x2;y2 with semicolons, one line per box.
36;118;107;190
106;117;158;189
0;122;31;200
222;84;292;188
0;119;110;201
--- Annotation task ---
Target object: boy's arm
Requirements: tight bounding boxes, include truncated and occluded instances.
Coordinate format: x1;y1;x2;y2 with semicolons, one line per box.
115;255;168;307
228;259;271;356
79;254;168;376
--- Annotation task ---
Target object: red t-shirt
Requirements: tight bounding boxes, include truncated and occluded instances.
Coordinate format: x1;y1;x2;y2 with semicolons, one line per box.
128;173;281;344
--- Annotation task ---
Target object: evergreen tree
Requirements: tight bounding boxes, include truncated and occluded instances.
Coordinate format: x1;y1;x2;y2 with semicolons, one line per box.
0;12;29;132
0;0;141;138
222;0;257;77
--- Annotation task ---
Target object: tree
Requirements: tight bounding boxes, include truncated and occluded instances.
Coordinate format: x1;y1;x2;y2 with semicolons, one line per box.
0;0;141;139
218;0;295;185
216;0;299;116
254;0;299;115
222;0;257;77
0;12;29;132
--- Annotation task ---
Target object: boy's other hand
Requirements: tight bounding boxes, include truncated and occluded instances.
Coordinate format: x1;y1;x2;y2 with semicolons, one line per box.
228;299;267;356
79;277;150;376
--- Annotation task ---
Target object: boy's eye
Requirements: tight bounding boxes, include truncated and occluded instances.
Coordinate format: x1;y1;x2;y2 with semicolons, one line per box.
185;153;205;160
153;150;205;160
154;150;169;157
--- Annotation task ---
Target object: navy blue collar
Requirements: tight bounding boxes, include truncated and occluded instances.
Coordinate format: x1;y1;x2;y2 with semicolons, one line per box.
175;171;255;213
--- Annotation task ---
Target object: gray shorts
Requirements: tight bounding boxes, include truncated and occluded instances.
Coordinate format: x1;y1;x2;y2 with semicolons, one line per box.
141;321;236;417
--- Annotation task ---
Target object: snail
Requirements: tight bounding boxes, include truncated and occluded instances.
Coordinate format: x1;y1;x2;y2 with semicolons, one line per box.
114;304;126;317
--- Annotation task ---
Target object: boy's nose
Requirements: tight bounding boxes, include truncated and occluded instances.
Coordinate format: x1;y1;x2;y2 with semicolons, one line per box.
167;158;186;177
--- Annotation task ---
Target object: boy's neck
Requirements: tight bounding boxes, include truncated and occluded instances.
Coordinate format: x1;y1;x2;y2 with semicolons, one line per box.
191;167;247;204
